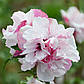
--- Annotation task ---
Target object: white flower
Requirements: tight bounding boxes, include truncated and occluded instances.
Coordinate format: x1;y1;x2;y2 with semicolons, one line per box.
61;6;84;43
3;8;80;82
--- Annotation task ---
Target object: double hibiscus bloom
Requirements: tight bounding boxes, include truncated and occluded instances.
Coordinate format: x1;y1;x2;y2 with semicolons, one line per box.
3;9;80;82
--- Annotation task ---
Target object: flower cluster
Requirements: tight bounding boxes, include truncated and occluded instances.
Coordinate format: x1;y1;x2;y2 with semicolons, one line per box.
2;9;80;82
61;7;84;43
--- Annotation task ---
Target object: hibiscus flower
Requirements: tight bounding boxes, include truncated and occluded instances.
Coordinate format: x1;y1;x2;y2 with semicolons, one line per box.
61;7;84;43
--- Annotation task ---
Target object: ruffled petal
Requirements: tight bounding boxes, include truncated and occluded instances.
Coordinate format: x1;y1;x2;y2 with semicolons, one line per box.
19;58;35;71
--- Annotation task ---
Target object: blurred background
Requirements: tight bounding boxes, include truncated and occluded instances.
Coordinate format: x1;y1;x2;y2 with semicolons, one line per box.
0;0;84;84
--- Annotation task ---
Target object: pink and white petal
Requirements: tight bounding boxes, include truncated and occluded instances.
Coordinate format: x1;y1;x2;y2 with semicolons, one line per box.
35;51;47;61
67;7;80;19
61;7;79;21
25;10;34;25
18;25;34;49
6;25;15;32
11;11;25;24
17;31;26;49
61;10;68;18
19;58;35;71
23;28;40;41
20;41;38;55
70;13;84;28
37;62;54;82
64;59;72;70
56;24;66;37
25;9;48;25
64;45;80;62
2;26;15;39
57;44;80;62
33;17;49;39
49;37;58;49
54;69;66;77
33;9;48;18
25;53;37;63
20;48;36;55
50;60;67;77
66;28;74;36
61;7;80;26
20;25;32;32
49;18;58;36
24;41;38;49
67;35;77;49
2;28;17;47
76;29;84;43
27;78;45;84
5;36;17;47
24;51;47;64
65;49;80;62
61;10;69;24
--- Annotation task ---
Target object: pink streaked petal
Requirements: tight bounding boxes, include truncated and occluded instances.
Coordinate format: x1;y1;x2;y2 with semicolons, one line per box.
33;9;48;18
35;51;47;61
64;59;72;70
11;11;25;24
57;35;67;39
17;31;26;49
63;16;69;25
25;53;37;63
48;18;58;36
14;50;23;57
15;20;27;32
